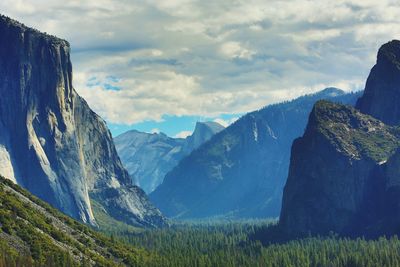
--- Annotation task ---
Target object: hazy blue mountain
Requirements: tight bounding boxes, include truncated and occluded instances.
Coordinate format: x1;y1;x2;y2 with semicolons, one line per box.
280;40;400;238
150;88;362;219
0;15;166;228
114;121;224;193
184;122;226;151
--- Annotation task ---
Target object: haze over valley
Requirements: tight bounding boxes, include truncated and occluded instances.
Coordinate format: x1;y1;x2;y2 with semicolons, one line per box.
1;2;400;266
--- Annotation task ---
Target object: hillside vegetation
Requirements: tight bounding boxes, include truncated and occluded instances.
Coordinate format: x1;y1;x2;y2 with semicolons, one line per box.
0;176;154;266
1;179;400;267
109;222;400;267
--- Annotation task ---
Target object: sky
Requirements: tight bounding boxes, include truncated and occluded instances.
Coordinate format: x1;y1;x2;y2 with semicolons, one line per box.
1;0;399;137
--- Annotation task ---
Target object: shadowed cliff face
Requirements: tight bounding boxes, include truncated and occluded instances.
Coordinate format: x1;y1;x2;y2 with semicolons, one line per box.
0;15;166;227
356;40;400;126
280;101;400;237
280;40;400;238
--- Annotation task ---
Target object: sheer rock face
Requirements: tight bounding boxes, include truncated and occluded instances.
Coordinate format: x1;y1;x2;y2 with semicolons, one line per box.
0;15;166;227
150;89;360;219
280;40;400;238
280;101;400;237
184;122;225;152
114;121;224;194
356;40;400;126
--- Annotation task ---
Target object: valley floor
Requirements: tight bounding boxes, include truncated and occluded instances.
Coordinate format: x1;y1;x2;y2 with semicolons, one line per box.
98;221;400;267
2;219;400;266
1;187;399;267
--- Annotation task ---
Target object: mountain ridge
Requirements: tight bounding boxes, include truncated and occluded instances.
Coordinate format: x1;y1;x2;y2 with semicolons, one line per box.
114;121;224;193
150;88;362;219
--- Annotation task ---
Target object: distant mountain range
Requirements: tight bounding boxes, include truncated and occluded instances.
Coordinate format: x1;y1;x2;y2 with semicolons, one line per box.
0;15;166;228
150;88;362;219
4;13;400;242
280;40;400;238
114;121;224;193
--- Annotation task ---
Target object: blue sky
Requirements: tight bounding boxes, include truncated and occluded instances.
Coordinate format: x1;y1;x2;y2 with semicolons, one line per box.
108;113;241;138
1;0;399;137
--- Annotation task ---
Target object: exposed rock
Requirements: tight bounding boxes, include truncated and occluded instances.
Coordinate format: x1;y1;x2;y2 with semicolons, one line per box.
150;88;361;219
0;15;166;227
356;40;400;126
184;122;225;152
280;101;400;237
280;40;400;238
114;121;224;193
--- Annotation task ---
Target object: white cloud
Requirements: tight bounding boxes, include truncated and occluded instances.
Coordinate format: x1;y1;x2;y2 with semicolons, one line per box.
220;42;256;60
174;131;192;138
213;117;239;128
76;70;202;124
0;0;397;125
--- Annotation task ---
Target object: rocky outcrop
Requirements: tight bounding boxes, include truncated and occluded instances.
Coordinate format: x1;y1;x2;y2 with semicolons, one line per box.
280;101;400;237
0;15;166;227
184;122;225;152
356;40;400;126
150;88;361;219
280;40;400;238
114;121;224;193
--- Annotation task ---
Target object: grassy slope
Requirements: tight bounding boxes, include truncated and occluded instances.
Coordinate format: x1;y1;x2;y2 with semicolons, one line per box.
0;176;155;266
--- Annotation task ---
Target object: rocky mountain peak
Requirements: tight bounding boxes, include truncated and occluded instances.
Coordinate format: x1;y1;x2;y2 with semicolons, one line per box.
185;121;225;150
195;121;225;132
356;39;400;126
280;100;400;237
377;40;400;66
114;121;224;193
0;15;166;227
317;87;346;97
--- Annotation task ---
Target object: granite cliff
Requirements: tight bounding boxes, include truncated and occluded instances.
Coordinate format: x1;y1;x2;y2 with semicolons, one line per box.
0;15;166;227
280;40;400;237
356;40;400;126
280;101;400;237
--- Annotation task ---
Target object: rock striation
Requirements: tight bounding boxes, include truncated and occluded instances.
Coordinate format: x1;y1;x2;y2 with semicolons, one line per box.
0;15;166;227
114;121;224;193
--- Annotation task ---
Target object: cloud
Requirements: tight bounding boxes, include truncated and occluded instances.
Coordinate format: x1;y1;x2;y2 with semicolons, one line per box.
0;0;397;125
220;42;256;60
174;130;192;138
213;117;239;128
